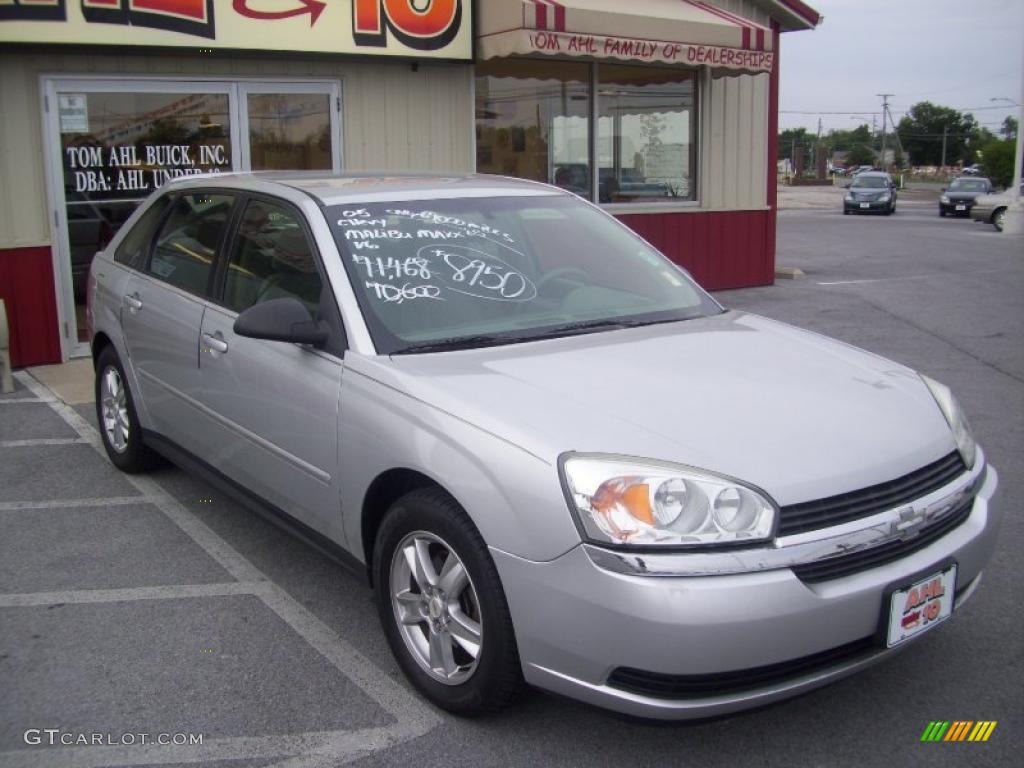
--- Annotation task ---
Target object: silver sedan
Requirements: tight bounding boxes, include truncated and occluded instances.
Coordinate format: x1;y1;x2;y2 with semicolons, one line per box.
87;173;999;719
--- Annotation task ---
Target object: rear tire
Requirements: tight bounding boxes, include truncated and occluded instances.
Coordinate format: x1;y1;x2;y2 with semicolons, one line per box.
373;488;524;716
94;345;160;473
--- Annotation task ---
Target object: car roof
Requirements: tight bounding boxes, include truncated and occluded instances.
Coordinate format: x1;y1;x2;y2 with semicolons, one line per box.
159;171;563;205
951;176;991;182
852;171;889;179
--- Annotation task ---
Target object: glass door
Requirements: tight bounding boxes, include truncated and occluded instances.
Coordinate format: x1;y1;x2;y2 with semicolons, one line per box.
44;80;237;356
43;79;341;357
239;82;341;172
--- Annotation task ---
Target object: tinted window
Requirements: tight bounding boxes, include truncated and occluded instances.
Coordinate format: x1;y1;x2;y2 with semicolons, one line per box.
851;176;888;189
222;199;323;315
149;193;235;296
114;195;171;270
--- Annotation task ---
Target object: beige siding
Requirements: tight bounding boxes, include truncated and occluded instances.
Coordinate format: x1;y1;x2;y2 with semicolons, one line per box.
699;69;769;210
708;0;773;27
0;51;473;248
694;0;771;211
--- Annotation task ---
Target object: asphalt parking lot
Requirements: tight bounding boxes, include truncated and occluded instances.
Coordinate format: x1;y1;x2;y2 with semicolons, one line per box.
1;203;1021;768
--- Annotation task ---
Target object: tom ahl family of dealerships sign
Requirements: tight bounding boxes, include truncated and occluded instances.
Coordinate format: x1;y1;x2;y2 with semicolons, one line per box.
0;0;471;59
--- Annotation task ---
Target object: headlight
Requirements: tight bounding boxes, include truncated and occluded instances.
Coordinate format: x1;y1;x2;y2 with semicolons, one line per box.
560;455;776;547
921;375;977;469
940;195;950;204
879;193;891;202
845;194;854;201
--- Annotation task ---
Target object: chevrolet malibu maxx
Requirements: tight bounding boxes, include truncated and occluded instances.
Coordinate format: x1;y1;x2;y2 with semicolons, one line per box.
87;173;999;719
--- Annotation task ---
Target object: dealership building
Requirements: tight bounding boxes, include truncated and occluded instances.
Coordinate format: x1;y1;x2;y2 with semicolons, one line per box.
0;0;820;367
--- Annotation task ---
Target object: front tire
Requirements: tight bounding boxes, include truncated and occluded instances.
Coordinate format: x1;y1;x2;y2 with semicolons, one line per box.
939;207;946;217
993;208;1006;232
373;488;523;716
94;345;160;473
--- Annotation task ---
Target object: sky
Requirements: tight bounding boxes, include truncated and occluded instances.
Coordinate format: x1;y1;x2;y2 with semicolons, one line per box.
778;0;1023;137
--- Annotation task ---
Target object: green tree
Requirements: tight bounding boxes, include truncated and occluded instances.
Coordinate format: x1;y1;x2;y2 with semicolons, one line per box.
897;102;977;166
1001;116;1018;140
979;139;1016;188
777;127;811;161
845;143;876;166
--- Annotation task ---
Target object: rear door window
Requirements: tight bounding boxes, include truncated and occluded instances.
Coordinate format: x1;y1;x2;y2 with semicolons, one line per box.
114;195;171;271
149;193;235;296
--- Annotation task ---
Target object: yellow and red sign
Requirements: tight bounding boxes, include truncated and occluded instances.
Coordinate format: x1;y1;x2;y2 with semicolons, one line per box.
0;0;471;59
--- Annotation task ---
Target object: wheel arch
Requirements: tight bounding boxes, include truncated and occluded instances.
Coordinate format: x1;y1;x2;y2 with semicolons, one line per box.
361;467;448;586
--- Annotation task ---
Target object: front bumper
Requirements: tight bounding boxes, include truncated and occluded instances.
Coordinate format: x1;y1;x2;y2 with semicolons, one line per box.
844;199;891;213
940;201;974;216
493;463;999;719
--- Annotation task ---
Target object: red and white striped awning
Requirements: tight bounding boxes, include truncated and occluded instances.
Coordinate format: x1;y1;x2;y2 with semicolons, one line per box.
477;0;774;73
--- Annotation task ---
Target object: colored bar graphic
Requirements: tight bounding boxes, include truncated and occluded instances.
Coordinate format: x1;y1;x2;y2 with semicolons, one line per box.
921;721;950;741
945;721;973;741
921;720;996;742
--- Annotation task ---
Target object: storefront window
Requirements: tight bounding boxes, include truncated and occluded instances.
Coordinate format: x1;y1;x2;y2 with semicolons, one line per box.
598;65;696;203
475;59;591;199
474;60;698;205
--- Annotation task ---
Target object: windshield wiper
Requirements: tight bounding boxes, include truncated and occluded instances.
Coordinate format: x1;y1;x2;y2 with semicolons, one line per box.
390;314;706;355
391;334;526;355
529;314;702;340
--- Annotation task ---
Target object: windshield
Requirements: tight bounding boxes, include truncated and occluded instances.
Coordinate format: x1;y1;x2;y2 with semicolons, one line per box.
851;176;888;189
328;195;722;354
949;179;987;191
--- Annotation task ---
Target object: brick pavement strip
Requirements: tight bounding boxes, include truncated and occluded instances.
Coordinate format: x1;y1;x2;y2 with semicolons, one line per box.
0;371;441;768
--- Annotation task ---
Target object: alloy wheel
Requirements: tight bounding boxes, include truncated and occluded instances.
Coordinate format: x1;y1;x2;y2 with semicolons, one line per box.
389;531;483;685
100;365;130;453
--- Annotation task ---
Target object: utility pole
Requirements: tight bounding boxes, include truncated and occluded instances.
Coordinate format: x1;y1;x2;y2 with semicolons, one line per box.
877;93;893;168
941;124;948;167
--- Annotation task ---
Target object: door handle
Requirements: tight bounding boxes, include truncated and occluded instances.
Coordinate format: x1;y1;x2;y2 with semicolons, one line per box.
124;293;143;313
202;332;229;354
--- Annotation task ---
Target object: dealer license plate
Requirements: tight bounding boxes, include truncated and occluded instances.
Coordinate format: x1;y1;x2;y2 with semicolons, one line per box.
859;202;870;209
956;204;966;211
886;565;957;648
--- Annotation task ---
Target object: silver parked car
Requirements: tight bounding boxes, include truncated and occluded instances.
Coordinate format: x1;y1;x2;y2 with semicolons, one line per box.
87;173;999;720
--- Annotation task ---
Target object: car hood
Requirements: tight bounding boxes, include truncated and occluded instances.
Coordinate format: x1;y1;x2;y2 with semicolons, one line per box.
848;187;888;197
945;190;982;201
356;312;957;506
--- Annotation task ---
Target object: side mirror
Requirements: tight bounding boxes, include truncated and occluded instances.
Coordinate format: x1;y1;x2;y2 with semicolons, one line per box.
234;297;329;347
940;187;946;192
843;182;851;189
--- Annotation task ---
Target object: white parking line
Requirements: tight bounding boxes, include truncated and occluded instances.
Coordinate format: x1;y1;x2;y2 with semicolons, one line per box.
0;397;53;404
0;582;260;608
0;496;147;512
0;438;88;448
818;267;1012;286
3;371;441;767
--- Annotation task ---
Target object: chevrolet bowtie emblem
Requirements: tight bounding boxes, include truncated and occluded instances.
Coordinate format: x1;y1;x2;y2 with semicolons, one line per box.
891;505;928;540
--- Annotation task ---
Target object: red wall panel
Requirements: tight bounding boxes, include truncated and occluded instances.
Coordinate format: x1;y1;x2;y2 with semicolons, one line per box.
615;210;773;291
0;246;62;368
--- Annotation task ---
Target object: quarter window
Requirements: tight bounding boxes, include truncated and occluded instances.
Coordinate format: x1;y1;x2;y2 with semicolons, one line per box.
223;199;323;315
149;193;235;296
